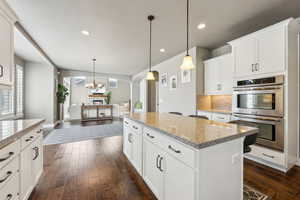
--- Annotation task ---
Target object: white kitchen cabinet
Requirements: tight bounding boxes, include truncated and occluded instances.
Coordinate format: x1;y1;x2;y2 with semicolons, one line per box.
0;3;17;86
211;113;232;123
164;154;195;200
143;139;164;199
123;120;142;174
31;136;43;185
197;111;212;120
204;54;233;95
20;142;34;200
230;23;286;78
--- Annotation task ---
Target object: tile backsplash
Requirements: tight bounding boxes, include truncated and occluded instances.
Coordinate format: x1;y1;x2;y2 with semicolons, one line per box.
197;95;232;111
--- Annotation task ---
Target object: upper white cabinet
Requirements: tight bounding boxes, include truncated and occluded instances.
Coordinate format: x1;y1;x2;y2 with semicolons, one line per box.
230;22;287;78
204;54;233;95
0;1;17;86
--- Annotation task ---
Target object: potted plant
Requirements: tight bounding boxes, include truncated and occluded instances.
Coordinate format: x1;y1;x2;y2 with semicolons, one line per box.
57;84;69;121
104;91;112;104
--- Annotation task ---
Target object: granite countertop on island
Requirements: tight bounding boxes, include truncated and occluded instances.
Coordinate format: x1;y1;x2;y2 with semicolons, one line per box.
0;119;45;149
126;112;258;149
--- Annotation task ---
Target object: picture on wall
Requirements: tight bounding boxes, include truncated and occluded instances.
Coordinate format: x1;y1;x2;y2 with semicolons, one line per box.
108;78;118;88
161;73;168;87
181;69;191;83
170;75;178;91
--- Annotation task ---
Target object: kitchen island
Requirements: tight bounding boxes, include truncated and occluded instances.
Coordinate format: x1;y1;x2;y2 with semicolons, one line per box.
123;112;258;200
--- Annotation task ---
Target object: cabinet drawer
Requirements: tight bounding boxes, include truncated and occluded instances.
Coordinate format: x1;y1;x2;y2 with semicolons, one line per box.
20;127;42;150
124;118;142;133
0;140;20;170
211;113;231;122
144;128;196;168
247;145;285;166
0;156;19;190
0;172;19;200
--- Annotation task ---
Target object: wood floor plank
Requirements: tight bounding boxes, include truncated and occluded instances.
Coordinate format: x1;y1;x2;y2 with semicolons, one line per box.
29;136;300;200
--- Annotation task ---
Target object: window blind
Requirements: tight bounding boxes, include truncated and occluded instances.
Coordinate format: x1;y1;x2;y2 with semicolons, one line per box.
16;65;24;115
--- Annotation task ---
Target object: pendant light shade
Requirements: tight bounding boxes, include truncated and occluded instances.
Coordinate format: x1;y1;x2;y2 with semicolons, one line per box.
180;55;195;70
85;59;104;89
146;15;156;81
180;0;195;70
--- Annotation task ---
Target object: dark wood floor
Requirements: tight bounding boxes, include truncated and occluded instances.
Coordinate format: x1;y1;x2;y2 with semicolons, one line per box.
29;136;300;200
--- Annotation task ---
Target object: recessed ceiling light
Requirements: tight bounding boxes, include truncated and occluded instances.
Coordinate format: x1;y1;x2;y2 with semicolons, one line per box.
160;48;165;52
81;30;90;36
197;23;206;30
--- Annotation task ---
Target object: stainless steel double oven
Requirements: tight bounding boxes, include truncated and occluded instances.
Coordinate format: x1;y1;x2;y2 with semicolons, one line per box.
232;75;284;151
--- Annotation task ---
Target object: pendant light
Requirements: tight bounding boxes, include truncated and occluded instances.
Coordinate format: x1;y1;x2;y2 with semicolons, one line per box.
180;0;195;70
146;15;156;81
85;58;104;89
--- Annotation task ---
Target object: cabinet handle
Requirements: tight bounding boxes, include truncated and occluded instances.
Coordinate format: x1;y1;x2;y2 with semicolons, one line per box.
0;65;3;78
128;133;133;143
146;133;155;139
132;125;138;130
156;155;160;170
251;64;254;72
262;153;275;159
6;194;13;200
124;121;129;124
37;129;43;133
255;63;259;71
168;145;181;154
158;157;163;172
33;147;39;160
0;171;12;183
0;152;14;162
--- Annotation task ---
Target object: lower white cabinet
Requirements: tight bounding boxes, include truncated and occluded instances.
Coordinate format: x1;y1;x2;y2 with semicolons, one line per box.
143;139;164;199
142;130;196;200
123;122;142;174
197;111;232;122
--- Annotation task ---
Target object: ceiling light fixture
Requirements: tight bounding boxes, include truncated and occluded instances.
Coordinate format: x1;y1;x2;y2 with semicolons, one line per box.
81;30;90;36
146;15;156;81
85;59;105;89
180;0;195;70
160;48;166;53
197;23;206;30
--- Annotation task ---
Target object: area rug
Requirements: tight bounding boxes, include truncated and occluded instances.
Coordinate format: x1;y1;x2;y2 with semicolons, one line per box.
244;185;270;200
43;121;123;145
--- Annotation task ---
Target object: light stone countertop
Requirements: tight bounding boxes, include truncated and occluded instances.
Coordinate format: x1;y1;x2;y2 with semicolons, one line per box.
0;119;45;149
127;112;258;149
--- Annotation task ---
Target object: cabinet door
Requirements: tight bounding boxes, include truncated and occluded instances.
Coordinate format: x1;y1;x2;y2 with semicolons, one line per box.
123;126;132;159
233;38;256;78
143;139;164;199
204;59;219;95
219;54;233;94
31;136;43;185
0;15;12;85
257;27;285;74
164;155;195;200
131;131;142;174
20;145;34;200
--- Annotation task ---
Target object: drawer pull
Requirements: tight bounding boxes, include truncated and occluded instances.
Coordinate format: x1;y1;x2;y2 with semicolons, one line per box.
132;125;138;130
37;129;43;133
156;155;160;170
262;153;275;159
158;156;163;172
0;171;12;183
33;147;39;160
6;194;13;200
124;121;129;124
146;133;155;139
0;152;14;162
168;145;181;154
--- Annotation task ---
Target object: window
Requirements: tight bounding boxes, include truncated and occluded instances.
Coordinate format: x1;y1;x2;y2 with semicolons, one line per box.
16;65;24;115
108;78;118;88
0;87;13;117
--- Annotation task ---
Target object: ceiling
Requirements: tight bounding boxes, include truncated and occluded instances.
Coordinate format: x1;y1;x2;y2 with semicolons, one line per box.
14;28;48;63
7;0;300;75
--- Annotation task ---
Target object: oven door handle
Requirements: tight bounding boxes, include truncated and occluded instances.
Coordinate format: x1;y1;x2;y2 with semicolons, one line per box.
233;114;282;123
233;86;282;92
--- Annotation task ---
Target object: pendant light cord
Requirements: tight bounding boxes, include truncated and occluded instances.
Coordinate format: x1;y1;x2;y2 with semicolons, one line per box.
149;17;152;72
93;58;96;84
186;0;189;56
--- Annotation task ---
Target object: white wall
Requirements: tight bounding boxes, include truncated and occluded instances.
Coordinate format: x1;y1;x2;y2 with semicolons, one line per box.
24;61;56;124
132;47;210;116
